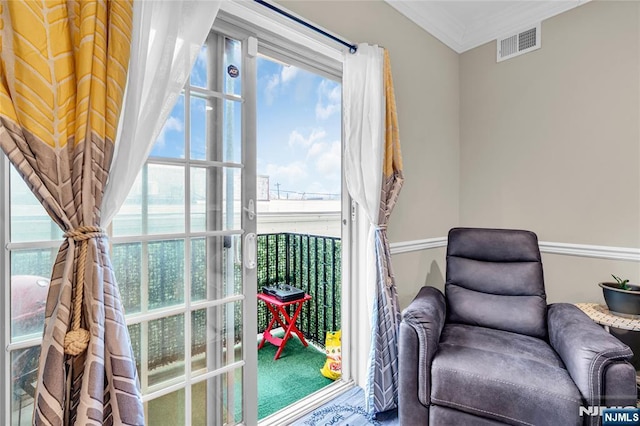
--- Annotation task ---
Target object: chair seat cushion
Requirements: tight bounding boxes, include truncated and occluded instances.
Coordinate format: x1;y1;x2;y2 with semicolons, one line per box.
430;324;583;426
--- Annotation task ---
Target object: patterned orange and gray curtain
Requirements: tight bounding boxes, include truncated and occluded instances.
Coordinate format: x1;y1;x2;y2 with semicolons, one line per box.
0;1;144;424
365;50;404;414
344;45;404;414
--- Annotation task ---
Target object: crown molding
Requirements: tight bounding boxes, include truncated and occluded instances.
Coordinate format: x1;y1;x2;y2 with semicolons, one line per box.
385;0;589;54
385;0;466;53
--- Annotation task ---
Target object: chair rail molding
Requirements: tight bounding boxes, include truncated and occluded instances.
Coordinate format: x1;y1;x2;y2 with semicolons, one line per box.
389;237;448;255
390;237;640;262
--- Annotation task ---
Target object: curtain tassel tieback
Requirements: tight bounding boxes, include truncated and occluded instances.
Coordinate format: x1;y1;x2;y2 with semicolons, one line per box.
373;224;387;231
63;226;107;356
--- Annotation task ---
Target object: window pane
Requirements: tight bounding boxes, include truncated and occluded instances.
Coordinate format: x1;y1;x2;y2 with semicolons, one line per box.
149;239;185;310
113;165;185;236
192;97;240;164
112;172;142;236
190;96;208;161
148;164;185;235
191;236;242;302
112;243;142;314
148;314;185;387
128;323;142;378
190;44;208;89
11;249;55;341
223;100;242;163
190;167;241;232
11;346;41;426
224;38;242;97
191;369;242;426
150;95;185;159
10;166;62;243
191;302;243;376
146;388;185;426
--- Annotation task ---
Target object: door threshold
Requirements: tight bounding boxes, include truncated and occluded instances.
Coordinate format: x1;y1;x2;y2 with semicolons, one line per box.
258;379;355;426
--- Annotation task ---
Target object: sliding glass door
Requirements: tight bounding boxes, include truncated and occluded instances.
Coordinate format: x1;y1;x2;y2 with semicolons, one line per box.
108;30;258;425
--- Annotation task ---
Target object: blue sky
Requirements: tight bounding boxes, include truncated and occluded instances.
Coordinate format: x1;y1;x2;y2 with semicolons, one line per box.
149;44;342;200
257;56;342;199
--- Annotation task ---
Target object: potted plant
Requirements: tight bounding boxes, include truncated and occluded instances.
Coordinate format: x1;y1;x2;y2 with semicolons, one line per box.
599;275;640;316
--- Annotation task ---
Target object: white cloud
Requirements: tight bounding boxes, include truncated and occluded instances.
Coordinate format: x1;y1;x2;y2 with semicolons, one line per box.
155;115;183;148
288;128;326;148
315;80;341;120
264;74;280;105
263;64;303;105
265;161;309;184
315;140;341;176
307;141;326;158
190;47;208;86
281;66;299;84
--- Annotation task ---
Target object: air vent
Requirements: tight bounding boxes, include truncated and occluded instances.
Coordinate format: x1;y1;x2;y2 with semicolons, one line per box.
497;24;541;62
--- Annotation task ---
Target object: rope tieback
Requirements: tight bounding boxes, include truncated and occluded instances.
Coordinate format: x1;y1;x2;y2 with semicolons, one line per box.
63;226;106;356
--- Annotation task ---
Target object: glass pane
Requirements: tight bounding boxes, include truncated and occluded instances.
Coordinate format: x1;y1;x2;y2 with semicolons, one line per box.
190;167;241;232
148;164;185;235
224;38;242;96
128;323;142;378
113;165;185;236
11;249;55;341
112;172;142;236
11;346;41;426
191;369;242;426
112;243;142;314
150;95;185;159
223;100;242;164
190;44;208;89
191;236;242;303
149;239;185;310
146;388;185;426
148;314;185;387
10;166;62;243
190;96;208;161
191;302;243;376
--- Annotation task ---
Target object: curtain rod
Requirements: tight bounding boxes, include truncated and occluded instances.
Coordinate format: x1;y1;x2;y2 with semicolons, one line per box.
253;0;358;53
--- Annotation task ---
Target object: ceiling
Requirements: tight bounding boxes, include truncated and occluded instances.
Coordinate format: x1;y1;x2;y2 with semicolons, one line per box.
384;0;589;53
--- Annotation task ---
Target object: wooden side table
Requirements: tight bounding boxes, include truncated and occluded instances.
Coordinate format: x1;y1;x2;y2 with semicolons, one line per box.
257;292;312;360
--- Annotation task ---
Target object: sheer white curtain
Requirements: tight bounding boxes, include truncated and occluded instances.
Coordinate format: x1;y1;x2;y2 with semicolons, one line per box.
343;42;385;397
344;43;385;310
102;0;221;223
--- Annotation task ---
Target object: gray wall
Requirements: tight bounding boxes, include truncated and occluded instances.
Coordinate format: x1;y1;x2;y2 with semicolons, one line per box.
277;0;460;308
279;0;640;308
460;0;640;302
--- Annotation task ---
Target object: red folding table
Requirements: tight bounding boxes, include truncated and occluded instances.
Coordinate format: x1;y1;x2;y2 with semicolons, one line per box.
257;292;312;360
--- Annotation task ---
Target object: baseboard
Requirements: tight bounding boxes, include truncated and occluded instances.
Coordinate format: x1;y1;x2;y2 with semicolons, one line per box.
390;237;640;262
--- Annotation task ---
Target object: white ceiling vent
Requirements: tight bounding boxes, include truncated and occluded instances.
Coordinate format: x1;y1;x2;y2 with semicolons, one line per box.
497;24;541;62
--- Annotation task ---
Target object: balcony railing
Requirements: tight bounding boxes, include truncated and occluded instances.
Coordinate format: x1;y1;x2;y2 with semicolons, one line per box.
10;232;341;378
257;233;341;349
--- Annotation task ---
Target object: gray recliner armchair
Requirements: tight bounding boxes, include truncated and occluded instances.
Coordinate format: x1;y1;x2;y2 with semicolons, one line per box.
399;228;637;425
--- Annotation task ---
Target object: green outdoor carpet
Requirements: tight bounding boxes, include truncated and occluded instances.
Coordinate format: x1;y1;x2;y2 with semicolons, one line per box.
258;333;334;419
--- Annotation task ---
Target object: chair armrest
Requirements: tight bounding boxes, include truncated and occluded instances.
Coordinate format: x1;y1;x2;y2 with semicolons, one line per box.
399;286;446;418
547;303;634;409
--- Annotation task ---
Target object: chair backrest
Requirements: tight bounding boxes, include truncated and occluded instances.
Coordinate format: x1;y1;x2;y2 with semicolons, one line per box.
445;227;547;339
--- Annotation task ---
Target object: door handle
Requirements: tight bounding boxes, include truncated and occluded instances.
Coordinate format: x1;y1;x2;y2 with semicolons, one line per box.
243;199;255;220
244;232;257;269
